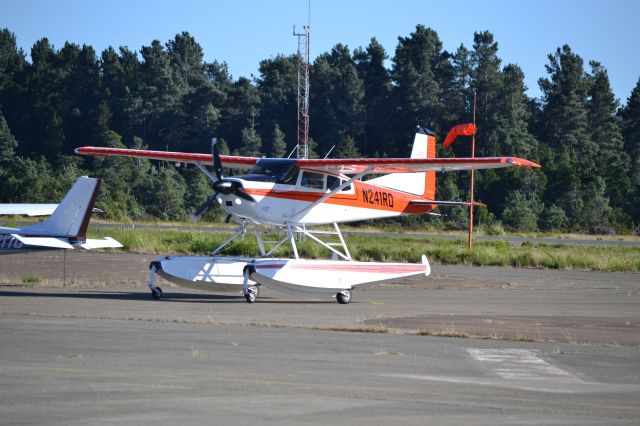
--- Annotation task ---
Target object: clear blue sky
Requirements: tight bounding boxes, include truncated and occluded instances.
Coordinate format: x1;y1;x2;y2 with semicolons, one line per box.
2;0;639;103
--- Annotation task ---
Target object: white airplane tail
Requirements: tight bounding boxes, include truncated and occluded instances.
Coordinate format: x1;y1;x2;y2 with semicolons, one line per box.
17;176;100;242
367;127;436;199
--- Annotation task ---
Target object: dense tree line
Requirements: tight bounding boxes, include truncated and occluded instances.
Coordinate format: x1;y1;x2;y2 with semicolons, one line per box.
0;26;638;233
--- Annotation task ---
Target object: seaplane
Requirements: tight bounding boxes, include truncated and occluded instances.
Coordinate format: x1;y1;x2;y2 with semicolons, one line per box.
0;176;123;254
75;126;540;304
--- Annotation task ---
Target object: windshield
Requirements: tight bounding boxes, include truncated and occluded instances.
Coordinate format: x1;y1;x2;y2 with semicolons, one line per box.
249;159;298;184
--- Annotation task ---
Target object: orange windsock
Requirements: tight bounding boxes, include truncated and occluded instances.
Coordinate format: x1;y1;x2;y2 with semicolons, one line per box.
443;123;477;148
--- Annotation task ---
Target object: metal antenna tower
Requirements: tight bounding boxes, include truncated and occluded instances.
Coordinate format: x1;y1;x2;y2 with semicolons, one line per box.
293;24;310;159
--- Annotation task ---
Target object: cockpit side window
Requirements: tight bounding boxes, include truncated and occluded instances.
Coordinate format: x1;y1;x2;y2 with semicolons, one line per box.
299;171;325;190
279;166;298;185
327;175;351;192
249;159;298;184
327;175;340;191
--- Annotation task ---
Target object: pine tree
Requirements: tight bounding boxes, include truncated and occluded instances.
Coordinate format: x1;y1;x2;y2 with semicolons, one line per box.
501;190;543;231
237;126;262;157
540;204;568;231
437;174;468;229
0;109;17;161
335;135;361;158
166;31;205;88
354;38;392;156
621;77;640;224
142;166;187;220
139;39;182;150
60;43;109;153
310;44;364;155
452;44;473;115
496;64;538;159
0;29;26;118
391;25;444;149
219;77;260;153
271;123;287;157
256;55;297;153
101;46;138;142
539;45;595;217
539;45;594;164
470;31;503;157
587;61;630;210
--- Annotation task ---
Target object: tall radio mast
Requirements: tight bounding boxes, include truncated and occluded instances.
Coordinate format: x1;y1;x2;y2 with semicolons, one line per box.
293;24;310;159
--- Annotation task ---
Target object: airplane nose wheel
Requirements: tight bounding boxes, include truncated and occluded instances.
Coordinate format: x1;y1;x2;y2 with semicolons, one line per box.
336;290;352;304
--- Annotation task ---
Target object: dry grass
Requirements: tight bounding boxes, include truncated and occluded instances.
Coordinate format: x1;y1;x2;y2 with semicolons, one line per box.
416;327;542;342
416;328;471;338
86;225;640;272
311;325;389;333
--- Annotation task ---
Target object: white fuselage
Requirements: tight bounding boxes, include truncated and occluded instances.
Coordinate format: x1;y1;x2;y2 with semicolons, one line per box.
215;179;409;226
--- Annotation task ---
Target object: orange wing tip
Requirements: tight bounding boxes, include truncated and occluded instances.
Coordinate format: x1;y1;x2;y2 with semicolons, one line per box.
506;157;542;168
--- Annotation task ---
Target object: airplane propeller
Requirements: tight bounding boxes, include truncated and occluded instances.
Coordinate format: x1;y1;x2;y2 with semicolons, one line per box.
212;137;224;181
191;194;217;221
190;138;255;221
211;179;255;202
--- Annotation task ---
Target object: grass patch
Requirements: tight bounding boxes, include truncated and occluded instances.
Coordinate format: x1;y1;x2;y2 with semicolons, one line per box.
416;328;471;338
416;328;541;342
87;225;640;272
311;326;389;333
21;274;41;284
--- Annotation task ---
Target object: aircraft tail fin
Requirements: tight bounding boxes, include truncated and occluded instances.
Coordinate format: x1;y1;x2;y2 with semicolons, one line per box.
367;127;436;198
17;177;100;241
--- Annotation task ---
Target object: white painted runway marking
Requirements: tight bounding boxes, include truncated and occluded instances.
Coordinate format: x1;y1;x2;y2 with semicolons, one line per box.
466;348;577;382
379;348;640;394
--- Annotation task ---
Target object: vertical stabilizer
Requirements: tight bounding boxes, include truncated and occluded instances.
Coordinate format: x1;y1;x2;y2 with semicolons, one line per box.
17;177;100;241
368;127;436;199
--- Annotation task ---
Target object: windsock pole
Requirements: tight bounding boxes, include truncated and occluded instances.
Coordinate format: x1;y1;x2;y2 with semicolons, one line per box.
468;92;477;250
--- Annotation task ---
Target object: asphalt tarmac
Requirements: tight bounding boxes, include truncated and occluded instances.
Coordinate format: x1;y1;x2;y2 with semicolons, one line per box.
1;251;639;424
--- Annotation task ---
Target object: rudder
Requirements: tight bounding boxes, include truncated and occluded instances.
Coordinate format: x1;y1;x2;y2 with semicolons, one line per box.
368;126;436;199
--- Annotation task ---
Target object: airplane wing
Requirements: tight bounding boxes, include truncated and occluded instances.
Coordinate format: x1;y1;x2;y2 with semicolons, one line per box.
74;147;257;170
0;204;58;216
74;146;540;174
295;157;541;175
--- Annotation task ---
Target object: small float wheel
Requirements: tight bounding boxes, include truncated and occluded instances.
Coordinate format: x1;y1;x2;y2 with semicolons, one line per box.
336;290;351;304
245;286;258;304
151;287;163;300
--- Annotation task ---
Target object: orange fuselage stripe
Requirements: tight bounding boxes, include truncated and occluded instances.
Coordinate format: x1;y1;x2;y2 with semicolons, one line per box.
244;181;436;215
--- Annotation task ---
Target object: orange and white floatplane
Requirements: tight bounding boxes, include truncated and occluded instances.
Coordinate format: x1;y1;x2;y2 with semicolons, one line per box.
76;126;540;304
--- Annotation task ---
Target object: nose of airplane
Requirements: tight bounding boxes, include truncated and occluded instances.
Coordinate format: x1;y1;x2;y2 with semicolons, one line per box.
212;179;235;195
213;179;255;202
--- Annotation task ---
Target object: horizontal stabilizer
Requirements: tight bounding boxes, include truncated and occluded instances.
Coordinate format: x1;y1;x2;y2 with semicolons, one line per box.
80;237;123;250
409;200;486;207
11;234;74;250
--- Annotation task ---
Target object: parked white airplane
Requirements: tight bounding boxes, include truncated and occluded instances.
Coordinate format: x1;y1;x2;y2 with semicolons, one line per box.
0;177;123;254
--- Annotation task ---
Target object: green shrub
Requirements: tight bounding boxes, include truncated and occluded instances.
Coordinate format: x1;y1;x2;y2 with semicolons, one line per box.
21;274;41;284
